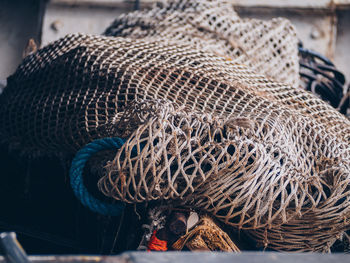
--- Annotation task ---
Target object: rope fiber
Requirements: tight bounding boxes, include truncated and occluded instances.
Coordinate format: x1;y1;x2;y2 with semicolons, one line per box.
69;137;126;216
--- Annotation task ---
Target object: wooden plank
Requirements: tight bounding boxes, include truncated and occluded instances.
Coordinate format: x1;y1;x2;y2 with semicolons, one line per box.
141;0;350;8
225;0;333;8
1;253;349;263
50;0;350;9
50;0;135;8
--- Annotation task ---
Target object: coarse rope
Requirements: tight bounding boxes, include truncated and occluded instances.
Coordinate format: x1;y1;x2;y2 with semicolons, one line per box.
147;231;168;251
69;137;126;216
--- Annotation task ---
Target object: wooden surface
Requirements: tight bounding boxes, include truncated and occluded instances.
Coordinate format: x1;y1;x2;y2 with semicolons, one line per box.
1;252;350;263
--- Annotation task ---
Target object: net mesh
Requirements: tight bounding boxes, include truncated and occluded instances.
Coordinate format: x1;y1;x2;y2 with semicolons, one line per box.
104;0;299;88
1;0;350;253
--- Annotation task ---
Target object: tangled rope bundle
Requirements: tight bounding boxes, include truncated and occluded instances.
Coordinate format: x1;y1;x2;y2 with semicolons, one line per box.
1;0;350;253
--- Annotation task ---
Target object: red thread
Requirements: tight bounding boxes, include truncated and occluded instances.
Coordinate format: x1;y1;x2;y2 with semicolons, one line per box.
147;230;168;251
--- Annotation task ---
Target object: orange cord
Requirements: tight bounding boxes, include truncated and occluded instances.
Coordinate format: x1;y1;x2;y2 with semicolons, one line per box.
147;230;168;251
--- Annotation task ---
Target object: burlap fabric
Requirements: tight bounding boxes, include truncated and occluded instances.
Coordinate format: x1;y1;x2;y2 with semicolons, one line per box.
1;0;350;253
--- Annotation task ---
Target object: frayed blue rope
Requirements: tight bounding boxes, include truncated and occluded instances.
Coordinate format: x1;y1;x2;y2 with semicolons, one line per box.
69;137;126;216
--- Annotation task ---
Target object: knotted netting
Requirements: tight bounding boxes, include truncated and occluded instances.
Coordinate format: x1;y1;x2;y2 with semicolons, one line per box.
104;0;299;87
0;0;350;253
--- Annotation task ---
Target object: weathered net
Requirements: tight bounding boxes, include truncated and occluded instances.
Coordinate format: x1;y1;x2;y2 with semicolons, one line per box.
1;33;350;252
1;0;350;253
104;0;299;88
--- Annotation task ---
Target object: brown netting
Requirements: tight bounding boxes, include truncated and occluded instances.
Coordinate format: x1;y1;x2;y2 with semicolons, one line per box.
104;0;300;88
1;33;350;252
1;0;350;253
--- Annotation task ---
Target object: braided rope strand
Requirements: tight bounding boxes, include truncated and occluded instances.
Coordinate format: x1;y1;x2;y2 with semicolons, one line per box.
69;137;126;216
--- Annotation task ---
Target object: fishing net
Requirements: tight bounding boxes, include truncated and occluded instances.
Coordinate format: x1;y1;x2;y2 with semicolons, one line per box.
1;0;350;253
104;0;299;88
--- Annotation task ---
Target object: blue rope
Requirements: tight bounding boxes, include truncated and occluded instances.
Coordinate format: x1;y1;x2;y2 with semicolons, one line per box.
69;137;126;216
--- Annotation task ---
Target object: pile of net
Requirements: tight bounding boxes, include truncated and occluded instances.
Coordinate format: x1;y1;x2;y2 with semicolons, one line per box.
1;0;350;253
104;0;299;88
